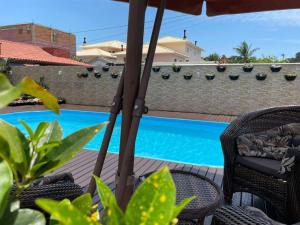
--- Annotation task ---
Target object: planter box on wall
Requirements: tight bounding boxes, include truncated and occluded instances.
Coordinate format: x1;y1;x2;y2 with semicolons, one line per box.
172;66;181;73
243;65;254;72
205;74;215;80
111;73;119;79
94;72;101;78
183;73;193;80
77;73;88;78
87;67;94;72
256;73;267;81
284;74;297;81
270;65;282;72
161;73;170;80
229;74;239;81
217;65;226;72
102;66;110;72
152;67;160;73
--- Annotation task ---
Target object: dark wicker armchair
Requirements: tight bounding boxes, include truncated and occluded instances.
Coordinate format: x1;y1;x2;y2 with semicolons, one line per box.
212;206;300;225
220;106;300;223
10;173;83;210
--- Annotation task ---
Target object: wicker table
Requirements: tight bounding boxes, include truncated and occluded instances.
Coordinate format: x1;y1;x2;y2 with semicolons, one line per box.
138;170;222;225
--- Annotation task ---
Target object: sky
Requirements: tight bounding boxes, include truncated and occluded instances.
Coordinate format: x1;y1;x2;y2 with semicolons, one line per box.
1;0;300;58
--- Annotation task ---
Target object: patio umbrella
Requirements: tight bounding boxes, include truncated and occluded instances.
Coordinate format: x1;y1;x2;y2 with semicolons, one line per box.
88;0;300;210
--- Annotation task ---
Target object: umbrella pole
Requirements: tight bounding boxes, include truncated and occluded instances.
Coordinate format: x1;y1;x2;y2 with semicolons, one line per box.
87;69;124;195
116;0;148;209
116;0;166;209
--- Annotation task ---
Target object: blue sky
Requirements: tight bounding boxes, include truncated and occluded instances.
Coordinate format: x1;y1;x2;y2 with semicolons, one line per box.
1;0;300;58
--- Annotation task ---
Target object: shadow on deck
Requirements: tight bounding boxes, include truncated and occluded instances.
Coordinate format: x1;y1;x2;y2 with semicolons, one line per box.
52;150;268;225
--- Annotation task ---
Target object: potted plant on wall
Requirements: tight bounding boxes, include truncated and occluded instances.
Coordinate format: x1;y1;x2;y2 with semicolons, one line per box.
270;64;282;72
256;73;267;81
94;71;101;78
183;73;193;80
102;66;110;72
87;67;94;72
111;72;119;79
172;64;181;73
229;74;239;81
205;73;215;80
152;66;160;73
243;63;254;72
161;73;170;80
216;64;226;72
284;73;297;81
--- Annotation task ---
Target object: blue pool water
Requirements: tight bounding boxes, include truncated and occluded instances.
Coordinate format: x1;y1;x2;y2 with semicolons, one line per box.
0;110;228;167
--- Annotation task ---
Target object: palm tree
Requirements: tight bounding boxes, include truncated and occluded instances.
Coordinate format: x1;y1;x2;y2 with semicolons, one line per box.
233;41;259;63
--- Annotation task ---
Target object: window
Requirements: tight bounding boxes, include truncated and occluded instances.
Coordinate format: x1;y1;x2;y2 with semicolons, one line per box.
18;28;23;34
174;59;177;62
186;47;190;53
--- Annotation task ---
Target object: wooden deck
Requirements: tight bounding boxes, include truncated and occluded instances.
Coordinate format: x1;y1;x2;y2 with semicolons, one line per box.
52;150;267;225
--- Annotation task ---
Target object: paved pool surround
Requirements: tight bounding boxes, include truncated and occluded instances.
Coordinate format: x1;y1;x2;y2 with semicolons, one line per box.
10;63;300;116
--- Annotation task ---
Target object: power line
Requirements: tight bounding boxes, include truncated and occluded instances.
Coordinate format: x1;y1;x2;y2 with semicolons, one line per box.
73;14;188;34
81;15;196;45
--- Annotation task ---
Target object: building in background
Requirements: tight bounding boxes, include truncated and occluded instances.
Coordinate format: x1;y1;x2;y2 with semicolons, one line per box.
0;23;76;58
157;36;203;63
0;39;89;66
77;40;125;65
77;35;204;65
114;44;188;63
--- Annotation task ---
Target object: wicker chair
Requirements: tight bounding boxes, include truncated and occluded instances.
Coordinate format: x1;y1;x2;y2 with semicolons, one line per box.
10;173;83;209
212;206;300;225
220;106;300;223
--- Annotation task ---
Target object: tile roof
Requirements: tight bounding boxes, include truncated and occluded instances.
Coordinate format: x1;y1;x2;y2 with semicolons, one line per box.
77;48;116;59
114;44;188;58
81;40;126;50
0;39;91;67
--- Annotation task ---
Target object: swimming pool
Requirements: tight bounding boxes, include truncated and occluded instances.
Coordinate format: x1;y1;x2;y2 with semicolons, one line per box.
0;110;228;167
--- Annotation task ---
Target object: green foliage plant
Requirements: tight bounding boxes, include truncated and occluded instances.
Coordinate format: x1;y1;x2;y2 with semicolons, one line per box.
37;167;195;225
0;73;194;225
0;73;106;224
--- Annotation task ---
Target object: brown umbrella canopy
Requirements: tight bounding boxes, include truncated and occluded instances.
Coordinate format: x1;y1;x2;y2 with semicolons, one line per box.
115;0;300;16
114;0;203;15
206;0;300;16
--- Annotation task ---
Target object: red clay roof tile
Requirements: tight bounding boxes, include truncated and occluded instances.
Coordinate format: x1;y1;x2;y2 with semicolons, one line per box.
0;39;90;67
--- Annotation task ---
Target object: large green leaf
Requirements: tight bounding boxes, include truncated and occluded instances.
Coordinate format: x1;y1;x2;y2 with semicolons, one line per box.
35;123;107;176
10;208;46;225
0;200;46;225
20;77;60;114
32;122;49;143
0;120;29;174
172;197;195;219
0;160;13;218
19;120;34;139
0;73;22;109
94;176;124;225
72;193;92;215
37;121;62;149
125;167;176;225
41;121;62;143
0;73;59;114
36;199;99;225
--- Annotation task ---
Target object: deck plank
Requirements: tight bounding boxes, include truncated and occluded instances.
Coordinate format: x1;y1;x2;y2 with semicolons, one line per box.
53;150;266;225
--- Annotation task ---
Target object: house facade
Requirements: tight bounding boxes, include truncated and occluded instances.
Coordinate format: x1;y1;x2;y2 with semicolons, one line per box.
0;23;76;58
76;36;204;65
76;40;125;65
157;36;203;63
